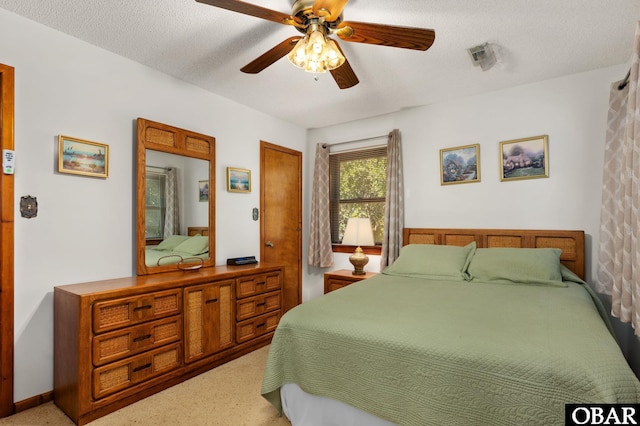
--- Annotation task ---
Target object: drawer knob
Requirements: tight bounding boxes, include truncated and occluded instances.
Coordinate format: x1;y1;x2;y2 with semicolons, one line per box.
205;298;218;304
256;302;266;307
256;323;266;328
133;334;152;343
133;363;152;372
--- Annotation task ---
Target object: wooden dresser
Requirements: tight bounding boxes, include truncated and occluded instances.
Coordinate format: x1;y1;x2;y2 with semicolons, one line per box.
54;263;282;425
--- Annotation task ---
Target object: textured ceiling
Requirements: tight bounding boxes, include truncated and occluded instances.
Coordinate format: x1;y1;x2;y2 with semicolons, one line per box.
1;0;638;129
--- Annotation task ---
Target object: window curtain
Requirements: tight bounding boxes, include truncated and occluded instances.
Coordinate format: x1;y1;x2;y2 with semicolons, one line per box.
380;129;404;269
596;22;640;336
163;167;180;238
308;144;334;268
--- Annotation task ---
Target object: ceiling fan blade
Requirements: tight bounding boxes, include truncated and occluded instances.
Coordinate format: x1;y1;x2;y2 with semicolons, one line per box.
240;37;301;74
196;0;300;26
312;0;349;22
335;21;435;51
328;40;358;89
330;58;359;89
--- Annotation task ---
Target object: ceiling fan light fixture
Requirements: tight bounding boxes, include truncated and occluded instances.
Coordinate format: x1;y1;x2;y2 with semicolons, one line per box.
287;30;345;73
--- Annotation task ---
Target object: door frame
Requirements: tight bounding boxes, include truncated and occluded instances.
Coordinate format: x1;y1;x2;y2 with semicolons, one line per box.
0;63;15;417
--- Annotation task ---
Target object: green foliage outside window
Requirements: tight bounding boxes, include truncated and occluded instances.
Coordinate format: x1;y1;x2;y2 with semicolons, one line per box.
145;173;166;239
330;148;387;244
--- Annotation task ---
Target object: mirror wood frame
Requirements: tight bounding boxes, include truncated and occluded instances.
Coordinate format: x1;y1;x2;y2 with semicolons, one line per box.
136;118;216;275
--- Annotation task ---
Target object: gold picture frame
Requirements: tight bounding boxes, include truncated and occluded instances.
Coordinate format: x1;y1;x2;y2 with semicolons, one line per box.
440;144;480;185
500;135;549;181
58;135;109;178
227;167;251;193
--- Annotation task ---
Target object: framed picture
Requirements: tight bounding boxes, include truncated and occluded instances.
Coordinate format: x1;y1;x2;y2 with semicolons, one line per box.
440;144;480;185
58;135;109;178
227;167;251;193
198;180;209;202
500;135;549;181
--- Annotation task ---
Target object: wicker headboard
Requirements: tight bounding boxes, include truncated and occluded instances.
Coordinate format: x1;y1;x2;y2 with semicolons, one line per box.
403;228;585;280
187;226;209;236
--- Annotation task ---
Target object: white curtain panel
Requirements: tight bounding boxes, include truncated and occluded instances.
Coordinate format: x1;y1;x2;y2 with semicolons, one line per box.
597;22;640;335
380;129;404;270
308;144;334;268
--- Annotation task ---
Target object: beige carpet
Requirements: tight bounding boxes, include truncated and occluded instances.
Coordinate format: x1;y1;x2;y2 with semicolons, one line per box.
0;345;291;426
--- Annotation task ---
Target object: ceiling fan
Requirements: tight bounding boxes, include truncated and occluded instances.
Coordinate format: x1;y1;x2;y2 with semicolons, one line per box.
196;0;436;89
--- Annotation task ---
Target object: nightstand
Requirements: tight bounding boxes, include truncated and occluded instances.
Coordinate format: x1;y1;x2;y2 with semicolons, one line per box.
324;269;377;294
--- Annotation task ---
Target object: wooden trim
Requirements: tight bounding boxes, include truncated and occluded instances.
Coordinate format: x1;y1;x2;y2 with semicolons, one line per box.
14;391;53;414
403;228;585;279
0;63;15;418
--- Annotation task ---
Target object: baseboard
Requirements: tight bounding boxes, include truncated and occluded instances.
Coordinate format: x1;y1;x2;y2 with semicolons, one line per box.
14;391;53;414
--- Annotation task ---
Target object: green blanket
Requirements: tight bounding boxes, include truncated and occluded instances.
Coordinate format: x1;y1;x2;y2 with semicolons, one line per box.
261;274;640;426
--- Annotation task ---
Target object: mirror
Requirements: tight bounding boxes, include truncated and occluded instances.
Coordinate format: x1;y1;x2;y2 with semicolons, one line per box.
136;118;215;275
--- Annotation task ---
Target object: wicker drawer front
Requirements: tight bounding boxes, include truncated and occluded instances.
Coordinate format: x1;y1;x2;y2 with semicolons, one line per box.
236;311;280;344
236;271;281;299
92;289;182;334
236;291;280;321
92;343;181;400
92;316;182;366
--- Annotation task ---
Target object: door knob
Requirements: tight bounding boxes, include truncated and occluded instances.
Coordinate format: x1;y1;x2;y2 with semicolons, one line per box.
265;241;274;247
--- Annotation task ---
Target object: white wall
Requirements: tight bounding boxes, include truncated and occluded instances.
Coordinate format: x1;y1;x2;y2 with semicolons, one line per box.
306;64;639;373
1;9;306;401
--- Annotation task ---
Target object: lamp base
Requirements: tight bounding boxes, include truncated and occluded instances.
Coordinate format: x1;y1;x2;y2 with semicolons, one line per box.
349;246;369;276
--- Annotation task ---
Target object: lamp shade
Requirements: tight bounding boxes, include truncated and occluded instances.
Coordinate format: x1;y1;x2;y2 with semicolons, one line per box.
342;217;374;247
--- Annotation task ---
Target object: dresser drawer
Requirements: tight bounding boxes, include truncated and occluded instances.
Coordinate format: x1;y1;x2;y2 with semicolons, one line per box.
92;316;182;366
236;291;280;321
236;271;281;299
236;311;280;344
92;289;182;334
92;343;181;400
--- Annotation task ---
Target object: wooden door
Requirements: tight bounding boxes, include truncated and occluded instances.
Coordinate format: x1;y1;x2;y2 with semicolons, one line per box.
0;64;15;418
260;142;302;313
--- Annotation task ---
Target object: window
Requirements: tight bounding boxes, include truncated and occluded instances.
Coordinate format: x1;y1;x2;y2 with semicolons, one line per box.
145;170;166;239
330;146;387;245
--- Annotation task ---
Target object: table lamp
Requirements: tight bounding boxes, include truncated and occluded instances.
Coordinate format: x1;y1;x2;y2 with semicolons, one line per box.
342;217;374;275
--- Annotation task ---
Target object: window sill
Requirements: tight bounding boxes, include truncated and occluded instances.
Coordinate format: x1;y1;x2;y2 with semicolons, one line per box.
332;244;382;255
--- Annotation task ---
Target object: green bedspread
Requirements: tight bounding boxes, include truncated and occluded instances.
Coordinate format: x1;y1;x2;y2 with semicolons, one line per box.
261;274;640;426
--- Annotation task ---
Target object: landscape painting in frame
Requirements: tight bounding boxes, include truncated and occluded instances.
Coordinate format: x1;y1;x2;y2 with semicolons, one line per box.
199;180;209;202
500;135;548;181
440;144;480;185
227;167;251;193
58;135;109;178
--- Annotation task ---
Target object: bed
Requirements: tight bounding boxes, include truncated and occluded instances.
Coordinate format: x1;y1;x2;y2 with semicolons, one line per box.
261;228;640;426
144;226;209;267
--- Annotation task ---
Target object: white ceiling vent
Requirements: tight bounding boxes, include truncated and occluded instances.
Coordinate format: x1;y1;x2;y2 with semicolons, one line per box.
467;43;497;71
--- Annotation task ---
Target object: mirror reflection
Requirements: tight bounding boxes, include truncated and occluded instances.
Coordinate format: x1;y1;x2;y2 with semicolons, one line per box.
143;150;210;268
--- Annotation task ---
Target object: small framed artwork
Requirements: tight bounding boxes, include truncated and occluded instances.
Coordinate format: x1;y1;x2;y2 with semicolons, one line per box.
227;167;251;193
440;144;480;185
198;180;209;202
500;135;549;182
58;135;109;178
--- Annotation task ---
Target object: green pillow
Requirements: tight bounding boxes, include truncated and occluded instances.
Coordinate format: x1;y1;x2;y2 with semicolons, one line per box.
172;235;209;255
465;247;565;287
155;235;190;251
382;242;476;281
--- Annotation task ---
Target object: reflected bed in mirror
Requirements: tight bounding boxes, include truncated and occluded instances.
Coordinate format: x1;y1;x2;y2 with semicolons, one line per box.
136;118;215;275
145;227;209;267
